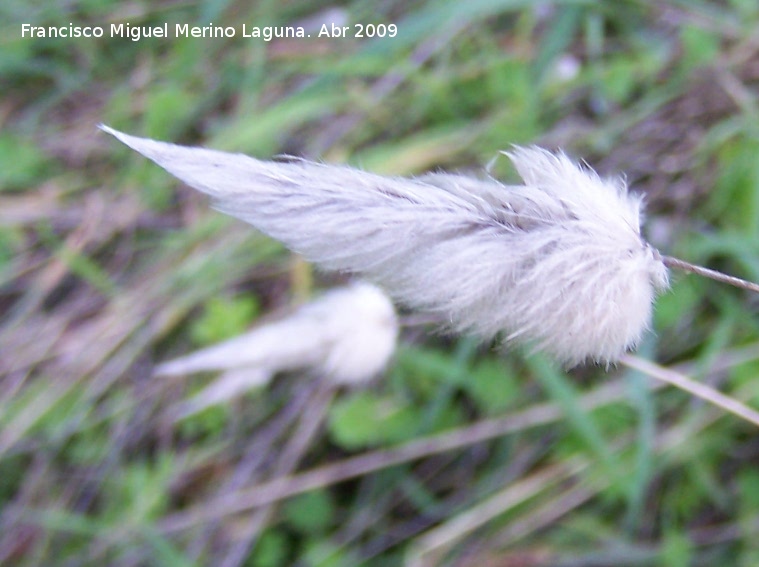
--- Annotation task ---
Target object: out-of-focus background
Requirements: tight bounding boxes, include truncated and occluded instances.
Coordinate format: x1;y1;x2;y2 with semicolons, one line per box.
2;1;759;565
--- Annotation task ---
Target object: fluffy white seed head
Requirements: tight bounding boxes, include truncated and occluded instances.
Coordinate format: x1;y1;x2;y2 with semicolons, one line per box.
103;126;669;366
157;282;397;417
157;282;397;418
155;281;399;385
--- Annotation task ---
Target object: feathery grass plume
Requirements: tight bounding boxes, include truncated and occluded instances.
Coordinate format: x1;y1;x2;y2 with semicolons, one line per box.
156;282;398;416
100;126;757;366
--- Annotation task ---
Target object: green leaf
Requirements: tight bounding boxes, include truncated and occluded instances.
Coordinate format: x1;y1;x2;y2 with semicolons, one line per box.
709;137;759;238
250;530;289;567
190;295;260;346
653;277;701;332
533;5;582;84
738;469;759;517
528;356;621;483
680;25;719;71
729;0;759;18
144;84;199;140
659;530;692;567
283;490;335;534
395;345;465;389
327;392;420;449
0;133;53;191
301;539;350;567
465;357;519;414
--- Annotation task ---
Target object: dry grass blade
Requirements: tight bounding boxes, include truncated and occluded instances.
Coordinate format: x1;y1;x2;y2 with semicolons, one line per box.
417;371;758;567
406;460;588;567
620;353;759;427
157;345;759;535
490;480;605;549
218;381;336;567
182;380;320;561
158;377;651;533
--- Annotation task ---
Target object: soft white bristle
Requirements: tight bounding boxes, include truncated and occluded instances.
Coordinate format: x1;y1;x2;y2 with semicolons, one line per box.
104;126;669;366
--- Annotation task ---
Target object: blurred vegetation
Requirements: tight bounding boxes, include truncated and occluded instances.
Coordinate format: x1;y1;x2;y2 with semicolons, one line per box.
2;0;759;565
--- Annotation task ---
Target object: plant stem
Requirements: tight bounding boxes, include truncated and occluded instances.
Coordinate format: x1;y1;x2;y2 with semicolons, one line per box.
662;255;759;294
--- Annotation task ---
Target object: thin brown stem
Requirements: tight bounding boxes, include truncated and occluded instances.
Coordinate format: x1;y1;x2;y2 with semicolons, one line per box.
662;255;759;294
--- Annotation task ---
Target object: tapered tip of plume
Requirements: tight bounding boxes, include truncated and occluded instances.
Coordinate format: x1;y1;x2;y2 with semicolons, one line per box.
100;125;262;200
100;125;149;155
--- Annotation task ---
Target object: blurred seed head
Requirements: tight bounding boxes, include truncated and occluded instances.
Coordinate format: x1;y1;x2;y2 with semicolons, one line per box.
156;282;398;416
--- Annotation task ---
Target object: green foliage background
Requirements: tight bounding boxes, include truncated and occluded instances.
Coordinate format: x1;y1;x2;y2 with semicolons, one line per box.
2;1;759;565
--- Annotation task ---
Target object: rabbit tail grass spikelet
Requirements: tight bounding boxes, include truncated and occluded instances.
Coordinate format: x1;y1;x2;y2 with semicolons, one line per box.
102;125;671;366
155;282;398;417
155;281;398;386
